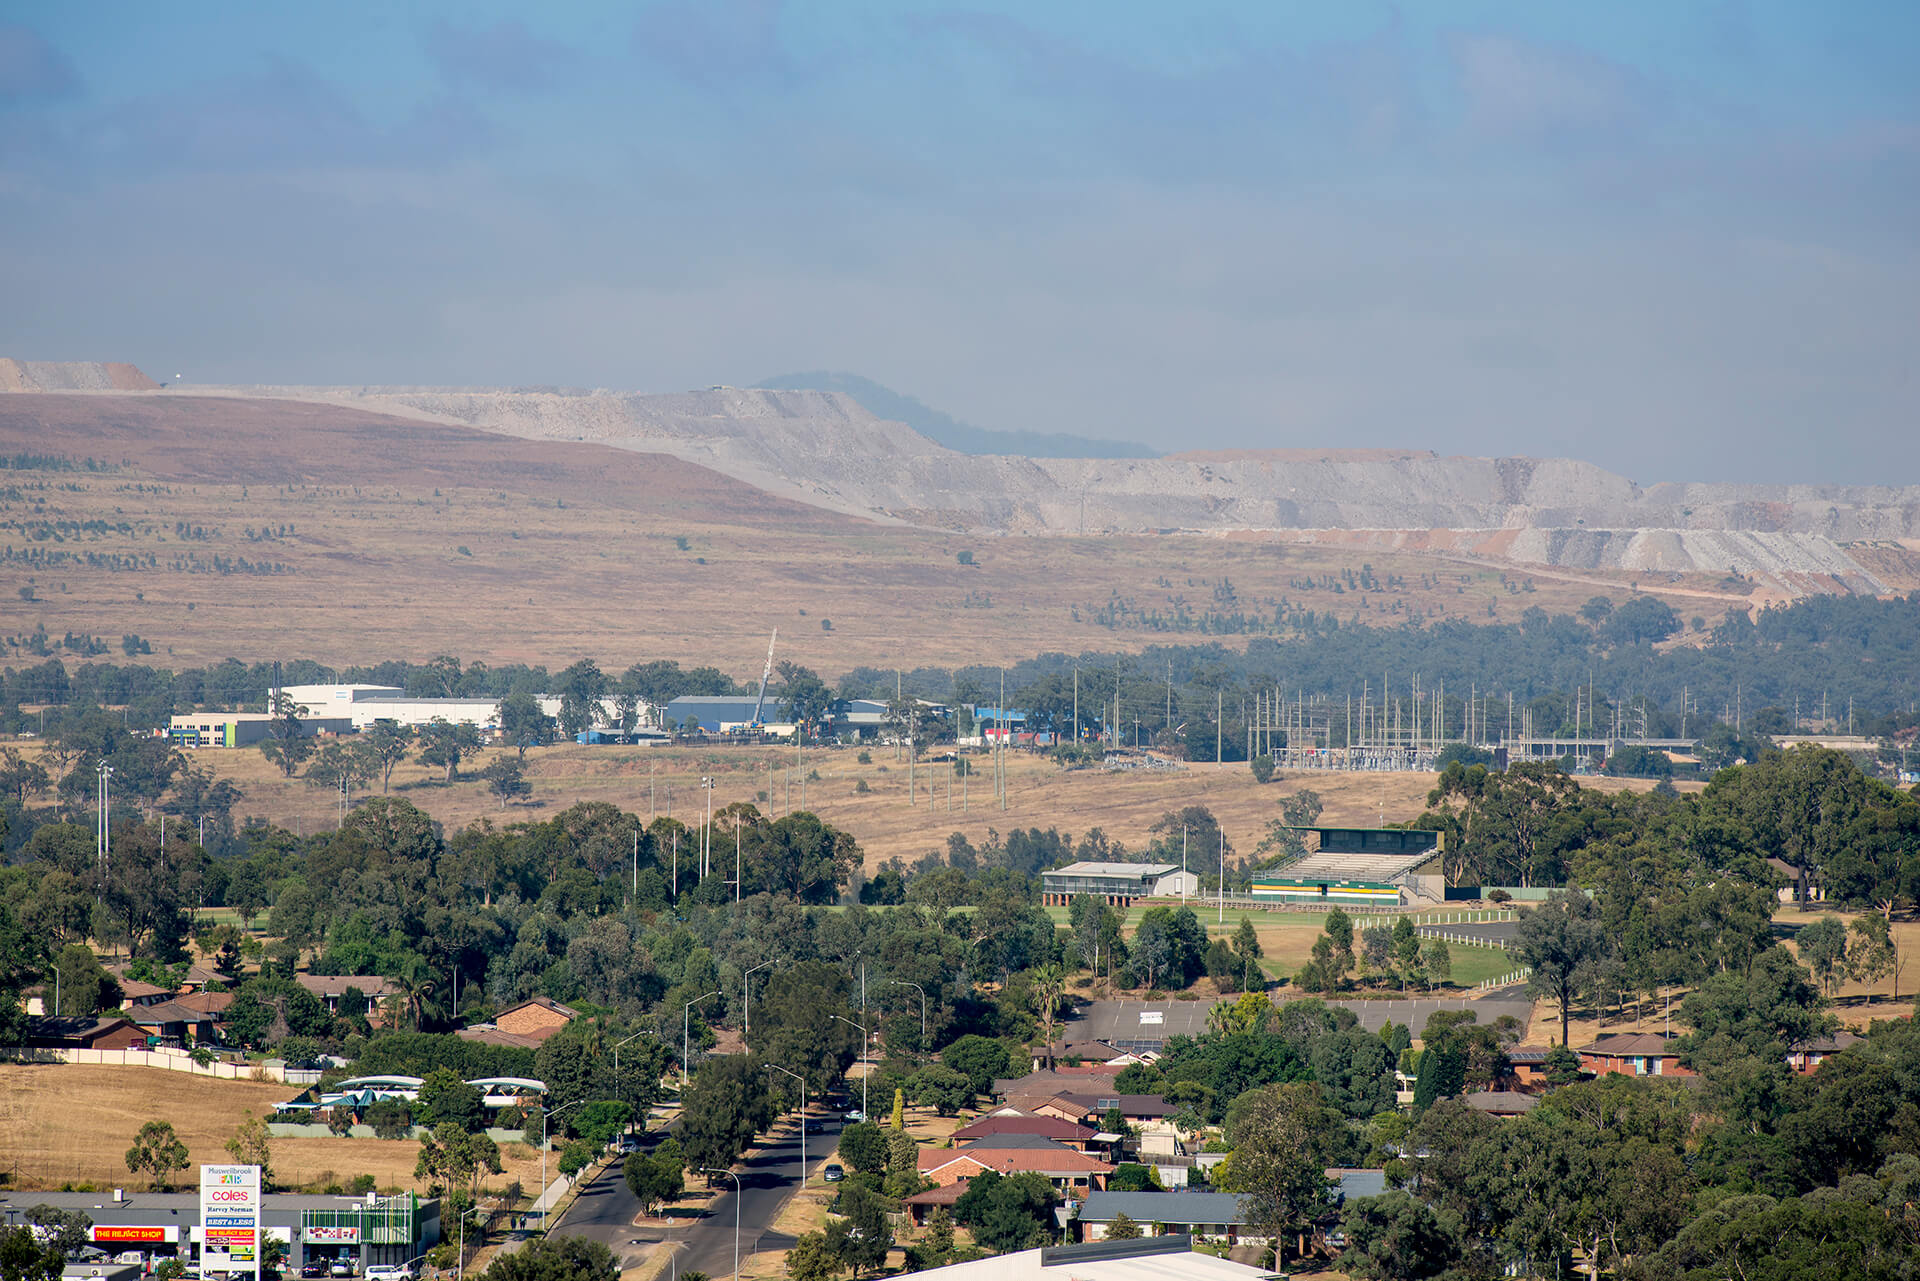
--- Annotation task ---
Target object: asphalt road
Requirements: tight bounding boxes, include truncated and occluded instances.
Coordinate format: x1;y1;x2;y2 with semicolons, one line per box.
554;1117;840;1278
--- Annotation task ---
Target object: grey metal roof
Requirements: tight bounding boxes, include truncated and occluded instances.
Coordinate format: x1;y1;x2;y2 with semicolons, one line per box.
1045;862;1179;879
1076;1191;1249;1224
1328;1169;1389;1201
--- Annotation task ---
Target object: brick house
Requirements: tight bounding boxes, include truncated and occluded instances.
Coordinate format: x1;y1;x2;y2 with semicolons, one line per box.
26;1015;149;1050
917;1141;1114;1190
492;996;579;1045
1579;1033;1694;1078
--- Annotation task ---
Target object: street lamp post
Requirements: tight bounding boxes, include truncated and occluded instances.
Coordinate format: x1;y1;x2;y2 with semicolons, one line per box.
830;1015;871;1119
454;1204;482;1281
699;1167;741;1281
538;1098;585;1224
684;990;721;1089
887;981;927;1043
613;1029;657;1133
742;961;773;1042
767;1064;808;1186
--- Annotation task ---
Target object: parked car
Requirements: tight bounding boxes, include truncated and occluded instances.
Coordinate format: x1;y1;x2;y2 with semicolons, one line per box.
328;1261;355;1278
299;1263;327;1278
822;1163;845;1183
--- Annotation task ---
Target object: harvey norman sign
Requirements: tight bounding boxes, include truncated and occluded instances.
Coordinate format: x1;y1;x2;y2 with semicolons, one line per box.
200;1164;262;1278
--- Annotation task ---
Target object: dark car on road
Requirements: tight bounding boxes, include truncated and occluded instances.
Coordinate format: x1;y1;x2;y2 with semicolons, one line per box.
804;1119;825;1134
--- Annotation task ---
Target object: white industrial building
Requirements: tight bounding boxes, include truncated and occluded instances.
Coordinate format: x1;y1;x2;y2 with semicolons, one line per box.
274;685;567;731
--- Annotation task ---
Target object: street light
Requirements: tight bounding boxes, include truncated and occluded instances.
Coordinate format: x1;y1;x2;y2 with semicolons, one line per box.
830;1014;871;1119
887;980;927;1043
742;961;774;1042
614;1029;657;1133
700;1167;741;1281
454;1204;482;1281
684;990;721;1088
539;1098;585;1224
766;1064;808;1186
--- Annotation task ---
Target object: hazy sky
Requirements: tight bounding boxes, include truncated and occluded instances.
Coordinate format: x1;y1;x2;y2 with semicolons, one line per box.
2;2;1915;483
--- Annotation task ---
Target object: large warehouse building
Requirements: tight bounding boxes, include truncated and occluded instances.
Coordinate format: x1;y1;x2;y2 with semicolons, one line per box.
1249;827;1443;907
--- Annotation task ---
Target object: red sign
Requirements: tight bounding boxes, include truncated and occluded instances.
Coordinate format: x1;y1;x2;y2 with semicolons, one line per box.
93;1227;172;1244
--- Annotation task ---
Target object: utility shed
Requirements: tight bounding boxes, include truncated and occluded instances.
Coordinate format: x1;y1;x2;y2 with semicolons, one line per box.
1249;827;1442;906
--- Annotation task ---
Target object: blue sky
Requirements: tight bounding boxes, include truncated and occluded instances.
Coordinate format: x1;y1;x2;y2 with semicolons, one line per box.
2;2;1915;482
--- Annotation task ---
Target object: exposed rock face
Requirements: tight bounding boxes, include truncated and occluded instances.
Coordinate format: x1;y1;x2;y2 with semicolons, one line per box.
0;359;159;392
119;379;1920;592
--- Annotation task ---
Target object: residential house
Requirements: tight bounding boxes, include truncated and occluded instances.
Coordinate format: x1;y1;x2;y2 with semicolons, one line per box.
456;1025;546;1051
1463;1091;1538;1119
490;996;578;1045
115;977;178;1008
1069;1190;1254;1243
1029;1041;1151;1071
129;1001;220;1046
993;1068;1122;1099
1044;1092;1183;1133
901;1180;972;1227
1579;1033;1694;1078
295;975;396;1015
1505;1047;1555;1090
25;1015;148;1050
917;1142;1114;1191
1787;1032;1865;1074
951;1114;1099;1150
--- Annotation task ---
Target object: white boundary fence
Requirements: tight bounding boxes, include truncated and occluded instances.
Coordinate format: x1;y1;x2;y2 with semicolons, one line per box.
1475;968;1532;992
0;1044;290;1081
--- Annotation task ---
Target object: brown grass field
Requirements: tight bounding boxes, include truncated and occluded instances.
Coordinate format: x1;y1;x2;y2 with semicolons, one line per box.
0;392;1747;677
115;739;1676;876
0;1063;551;1196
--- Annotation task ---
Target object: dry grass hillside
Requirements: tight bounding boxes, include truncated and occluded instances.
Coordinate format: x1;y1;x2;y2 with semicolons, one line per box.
2;393;1739;677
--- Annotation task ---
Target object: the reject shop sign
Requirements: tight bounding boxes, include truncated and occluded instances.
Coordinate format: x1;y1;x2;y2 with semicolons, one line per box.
304;1226;360;1244
200;1164;262;1279
92;1226;178;1244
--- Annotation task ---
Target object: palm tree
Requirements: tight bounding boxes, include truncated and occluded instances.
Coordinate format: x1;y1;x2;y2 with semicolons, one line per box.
385;966;437;1032
1031;965;1065;1068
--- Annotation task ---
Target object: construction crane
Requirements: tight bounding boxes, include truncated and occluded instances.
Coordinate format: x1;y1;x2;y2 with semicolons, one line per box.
750;628;779;727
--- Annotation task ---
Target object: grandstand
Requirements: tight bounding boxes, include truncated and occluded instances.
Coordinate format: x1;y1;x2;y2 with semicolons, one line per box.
1249;827;1443;907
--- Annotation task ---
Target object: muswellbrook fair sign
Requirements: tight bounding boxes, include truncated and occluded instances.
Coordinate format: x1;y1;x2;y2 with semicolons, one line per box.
200;1164;262;1278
